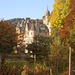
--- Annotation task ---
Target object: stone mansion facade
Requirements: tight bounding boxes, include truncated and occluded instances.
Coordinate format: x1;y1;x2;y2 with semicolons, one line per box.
16;9;51;53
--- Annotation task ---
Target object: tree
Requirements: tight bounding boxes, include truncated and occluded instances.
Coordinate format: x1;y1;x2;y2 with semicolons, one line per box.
60;0;75;49
26;36;50;63
49;37;69;75
0;21;18;65
49;0;70;53
60;0;75;70
50;0;70;28
26;36;51;75
48;0;74;74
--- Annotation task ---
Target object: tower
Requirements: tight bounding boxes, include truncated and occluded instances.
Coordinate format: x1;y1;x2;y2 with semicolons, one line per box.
43;7;52;35
36;19;39;35
43;7;50;25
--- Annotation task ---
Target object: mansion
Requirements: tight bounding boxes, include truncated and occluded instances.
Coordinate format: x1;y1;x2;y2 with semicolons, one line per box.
16;9;52;53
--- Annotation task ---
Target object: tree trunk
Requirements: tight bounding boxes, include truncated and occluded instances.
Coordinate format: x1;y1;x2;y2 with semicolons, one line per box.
1;54;6;67
69;47;71;75
50;68;53;75
34;54;36;75
1;57;5;65
56;64;59;75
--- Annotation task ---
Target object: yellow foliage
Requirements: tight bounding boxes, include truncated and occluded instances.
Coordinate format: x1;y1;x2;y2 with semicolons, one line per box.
50;0;70;28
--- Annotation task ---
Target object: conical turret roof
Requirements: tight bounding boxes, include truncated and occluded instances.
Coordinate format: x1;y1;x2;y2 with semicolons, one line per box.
45;7;50;16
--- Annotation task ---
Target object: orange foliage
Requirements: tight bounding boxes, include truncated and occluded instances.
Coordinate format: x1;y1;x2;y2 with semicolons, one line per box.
60;0;75;40
0;20;18;54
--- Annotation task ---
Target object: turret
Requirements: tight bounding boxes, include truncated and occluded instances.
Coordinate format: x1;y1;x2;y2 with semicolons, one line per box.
26;18;30;23
43;7;50;25
36;19;39;35
16;26;20;34
25;23;28;31
16;22;20;33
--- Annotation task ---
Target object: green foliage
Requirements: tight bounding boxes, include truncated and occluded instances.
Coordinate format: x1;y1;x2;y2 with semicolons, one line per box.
49;37;69;75
0;61;49;75
26;36;51;63
6;18;24;25
0;61;25;75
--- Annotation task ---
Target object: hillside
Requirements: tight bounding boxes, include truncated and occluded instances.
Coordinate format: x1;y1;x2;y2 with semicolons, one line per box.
6;18;43;26
6;18;24;25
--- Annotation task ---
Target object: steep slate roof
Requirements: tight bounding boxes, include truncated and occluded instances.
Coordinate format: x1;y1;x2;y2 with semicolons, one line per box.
31;24;36;31
39;24;49;33
45;9;50;16
17;18;49;33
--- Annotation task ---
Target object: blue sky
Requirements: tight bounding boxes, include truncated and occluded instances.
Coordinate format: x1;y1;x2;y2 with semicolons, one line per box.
0;0;55;20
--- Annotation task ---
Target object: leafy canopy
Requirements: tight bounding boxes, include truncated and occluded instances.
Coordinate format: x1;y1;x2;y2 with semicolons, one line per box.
50;0;70;28
0;21;18;54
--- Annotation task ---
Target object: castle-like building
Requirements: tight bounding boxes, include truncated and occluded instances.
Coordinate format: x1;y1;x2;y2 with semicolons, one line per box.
16;9;51;53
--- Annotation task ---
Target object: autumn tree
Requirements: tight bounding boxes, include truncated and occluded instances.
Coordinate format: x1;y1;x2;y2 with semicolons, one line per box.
60;0;75;48
50;0;70;28
0;21;18;65
60;0;75;70
49;0;75;74
49;0;70;40
49;37;69;75
48;0;71;74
